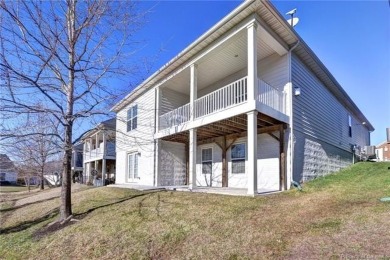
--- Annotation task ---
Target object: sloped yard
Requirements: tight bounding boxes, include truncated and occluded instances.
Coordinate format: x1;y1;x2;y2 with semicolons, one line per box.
0;162;389;259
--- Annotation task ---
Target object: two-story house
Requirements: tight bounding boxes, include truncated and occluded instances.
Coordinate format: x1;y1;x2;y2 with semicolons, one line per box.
82;118;116;186
0;154;18;184
112;0;374;195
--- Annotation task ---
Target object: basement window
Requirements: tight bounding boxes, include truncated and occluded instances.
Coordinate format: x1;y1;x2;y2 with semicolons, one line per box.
231;143;245;174
202;148;212;174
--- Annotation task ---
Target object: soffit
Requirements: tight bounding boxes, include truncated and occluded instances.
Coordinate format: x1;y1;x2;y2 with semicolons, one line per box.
162;29;276;95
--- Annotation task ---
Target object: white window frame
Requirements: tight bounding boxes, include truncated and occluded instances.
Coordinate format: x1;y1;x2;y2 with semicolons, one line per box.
127;152;139;181
127;105;138;132
201;147;213;174
348;115;352;137
231;143;246;174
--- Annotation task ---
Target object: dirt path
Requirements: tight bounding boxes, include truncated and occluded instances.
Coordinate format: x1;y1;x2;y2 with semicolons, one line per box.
14;184;85;207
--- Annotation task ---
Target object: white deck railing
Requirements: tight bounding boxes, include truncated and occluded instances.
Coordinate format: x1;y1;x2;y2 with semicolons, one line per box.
85;147;103;161
158;77;286;131
195;77;247;118
258;79;286;114
84;141;116;161
159;103;190;130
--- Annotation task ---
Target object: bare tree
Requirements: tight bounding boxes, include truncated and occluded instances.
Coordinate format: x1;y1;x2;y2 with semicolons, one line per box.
4;112;62;190
0;0;146;223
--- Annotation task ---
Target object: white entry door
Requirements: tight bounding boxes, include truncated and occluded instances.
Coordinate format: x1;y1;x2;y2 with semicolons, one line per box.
127;152;139;182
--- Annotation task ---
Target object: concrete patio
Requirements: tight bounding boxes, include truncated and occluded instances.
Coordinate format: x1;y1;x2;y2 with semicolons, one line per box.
108;183;280;196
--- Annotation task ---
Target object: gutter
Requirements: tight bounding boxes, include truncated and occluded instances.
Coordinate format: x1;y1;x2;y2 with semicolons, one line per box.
111;0;256;112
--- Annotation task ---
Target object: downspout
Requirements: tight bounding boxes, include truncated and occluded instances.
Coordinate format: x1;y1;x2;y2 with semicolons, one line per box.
287;40;300;189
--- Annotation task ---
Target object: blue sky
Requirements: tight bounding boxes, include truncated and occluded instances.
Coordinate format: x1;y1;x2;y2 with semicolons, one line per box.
134;0;389;145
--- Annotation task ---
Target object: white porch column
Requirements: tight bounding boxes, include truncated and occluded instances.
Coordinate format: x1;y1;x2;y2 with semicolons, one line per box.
95;133;99;150
83;141;87;162
87;162;91;183
189;128;197;189
247;22;258;106
247;110;258;196
102;159;106;187
89;138;92;158
154;139;161;186
102;131;106;156
190;64;198;121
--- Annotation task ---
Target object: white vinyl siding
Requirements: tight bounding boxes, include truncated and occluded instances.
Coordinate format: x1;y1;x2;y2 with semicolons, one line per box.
160;88;189;116
292;54;369;152
258;53;288;92
197;54;288;99
291;54;369;181
115;88;156;186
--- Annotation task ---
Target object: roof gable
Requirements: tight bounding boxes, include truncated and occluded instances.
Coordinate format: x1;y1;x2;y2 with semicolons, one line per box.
0;154;16;172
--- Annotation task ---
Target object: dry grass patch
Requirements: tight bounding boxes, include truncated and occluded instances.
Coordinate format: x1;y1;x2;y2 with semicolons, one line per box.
0;162;389;259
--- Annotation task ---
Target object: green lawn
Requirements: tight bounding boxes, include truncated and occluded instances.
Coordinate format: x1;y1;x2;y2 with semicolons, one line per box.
0;162;389;259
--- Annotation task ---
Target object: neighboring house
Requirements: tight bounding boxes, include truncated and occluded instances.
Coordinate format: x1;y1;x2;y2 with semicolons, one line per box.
375;141;390;162
111;0;374;195
82;118;116;186
0;154;18;184
71;143;84;183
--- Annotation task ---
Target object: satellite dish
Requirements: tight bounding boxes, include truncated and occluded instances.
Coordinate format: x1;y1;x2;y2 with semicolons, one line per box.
287;17;299;27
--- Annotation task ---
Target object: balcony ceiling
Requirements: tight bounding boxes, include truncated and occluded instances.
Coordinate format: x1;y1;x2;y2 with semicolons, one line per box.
162;113;285;144
163;26;278;95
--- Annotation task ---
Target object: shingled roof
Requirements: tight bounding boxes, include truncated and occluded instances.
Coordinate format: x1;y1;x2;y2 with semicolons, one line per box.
0;154;16;173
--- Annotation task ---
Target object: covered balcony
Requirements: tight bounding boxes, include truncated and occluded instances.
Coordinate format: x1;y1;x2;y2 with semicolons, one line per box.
84;142;115;162
155;17;290;140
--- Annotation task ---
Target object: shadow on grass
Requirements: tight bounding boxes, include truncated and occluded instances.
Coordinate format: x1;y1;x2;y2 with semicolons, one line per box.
0;187;92;213
74;190;165;220
0;196;60;213
0;190;165;236
0;208;59;235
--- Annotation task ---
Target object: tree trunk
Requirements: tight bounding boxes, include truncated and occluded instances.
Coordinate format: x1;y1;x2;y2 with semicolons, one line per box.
60;123;73;220
26;176;31;192
60;0;76;222
40;169;44;190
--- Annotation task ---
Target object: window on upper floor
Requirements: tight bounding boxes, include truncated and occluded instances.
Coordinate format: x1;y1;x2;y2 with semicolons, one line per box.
348;115;352;137
127;105;138;132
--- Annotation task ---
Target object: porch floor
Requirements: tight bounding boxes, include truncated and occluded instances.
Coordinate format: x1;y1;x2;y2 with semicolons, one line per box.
108;183;280;196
